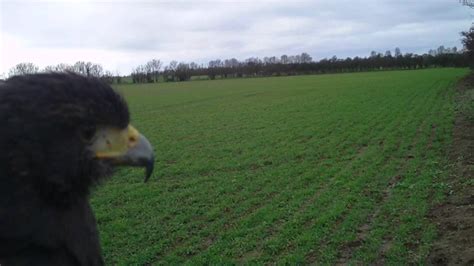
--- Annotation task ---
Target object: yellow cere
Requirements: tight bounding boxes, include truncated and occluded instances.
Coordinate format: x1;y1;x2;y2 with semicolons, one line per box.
93;125;140;158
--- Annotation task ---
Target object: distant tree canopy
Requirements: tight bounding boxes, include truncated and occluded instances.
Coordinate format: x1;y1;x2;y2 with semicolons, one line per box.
129;48;467;83
136;46;469;82
8;62;39;77
7;42;471;85
7;61;121;84
43;61;105;78
461;24;474;69
131;59;162;83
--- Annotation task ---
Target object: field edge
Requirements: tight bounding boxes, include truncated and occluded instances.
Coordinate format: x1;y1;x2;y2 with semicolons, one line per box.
428;71;474;265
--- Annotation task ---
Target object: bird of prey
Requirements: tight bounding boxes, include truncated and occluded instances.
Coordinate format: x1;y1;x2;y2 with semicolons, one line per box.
0;73;155;265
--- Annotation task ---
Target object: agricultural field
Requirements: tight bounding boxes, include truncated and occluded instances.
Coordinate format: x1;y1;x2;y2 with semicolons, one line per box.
91;68;469;264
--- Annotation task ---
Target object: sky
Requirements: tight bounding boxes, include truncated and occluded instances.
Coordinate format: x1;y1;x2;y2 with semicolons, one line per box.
0;0;473;77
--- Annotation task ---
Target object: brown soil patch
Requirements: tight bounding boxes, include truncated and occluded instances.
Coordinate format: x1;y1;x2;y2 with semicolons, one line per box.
428;73;474;265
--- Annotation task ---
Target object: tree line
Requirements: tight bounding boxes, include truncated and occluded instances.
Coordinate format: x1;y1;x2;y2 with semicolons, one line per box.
6;61;119;84
130;47;469;83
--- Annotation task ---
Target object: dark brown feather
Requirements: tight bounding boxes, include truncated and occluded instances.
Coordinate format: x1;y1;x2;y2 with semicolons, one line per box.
0;73;130;265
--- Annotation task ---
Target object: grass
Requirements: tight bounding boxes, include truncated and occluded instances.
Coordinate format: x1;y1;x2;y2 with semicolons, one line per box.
90;68;469;264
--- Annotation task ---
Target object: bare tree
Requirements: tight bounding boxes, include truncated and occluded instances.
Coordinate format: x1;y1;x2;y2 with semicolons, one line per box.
437;45;446;55
263;57;271;65
73;61;86;75
300;52;312;63
8;62;39;77
175;62;192;81
169;61;178;71
229;58;240;68
71;61;104;77
115;70;122;84
162;66;171;82
294;54;302;64
73;61;93;76
189;62;199;70
394;47;402;57
43;63;74;73
89;64;104;78
207;60;221;80
162;61;178;82
132;65;147;83
101;70;114;84
461;25;474;68
143;63;153;83
146;59;162;82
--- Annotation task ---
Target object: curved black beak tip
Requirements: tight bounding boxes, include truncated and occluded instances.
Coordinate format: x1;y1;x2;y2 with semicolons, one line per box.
144;155;155;183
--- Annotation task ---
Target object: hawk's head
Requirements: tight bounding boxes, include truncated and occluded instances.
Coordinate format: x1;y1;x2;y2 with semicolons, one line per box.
0;73;154;206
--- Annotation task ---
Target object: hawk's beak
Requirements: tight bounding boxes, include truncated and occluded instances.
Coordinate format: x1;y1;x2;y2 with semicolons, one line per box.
90;125;155;182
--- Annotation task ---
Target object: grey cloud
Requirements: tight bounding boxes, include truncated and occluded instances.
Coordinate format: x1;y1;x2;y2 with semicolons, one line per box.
1;0;472;74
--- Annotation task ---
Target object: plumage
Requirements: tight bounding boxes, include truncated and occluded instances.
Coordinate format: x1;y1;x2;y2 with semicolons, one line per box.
0;73;154;265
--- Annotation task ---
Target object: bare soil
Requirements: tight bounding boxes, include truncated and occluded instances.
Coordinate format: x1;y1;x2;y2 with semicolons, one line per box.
428;73;474;265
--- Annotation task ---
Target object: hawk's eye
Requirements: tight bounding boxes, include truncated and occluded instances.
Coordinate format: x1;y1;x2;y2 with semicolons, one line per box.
80;125;96;142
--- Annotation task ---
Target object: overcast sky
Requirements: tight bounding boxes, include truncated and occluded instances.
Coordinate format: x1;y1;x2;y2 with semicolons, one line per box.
1;0;472;76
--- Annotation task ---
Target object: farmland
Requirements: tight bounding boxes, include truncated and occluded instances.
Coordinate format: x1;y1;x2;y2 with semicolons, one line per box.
91;68;469;264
